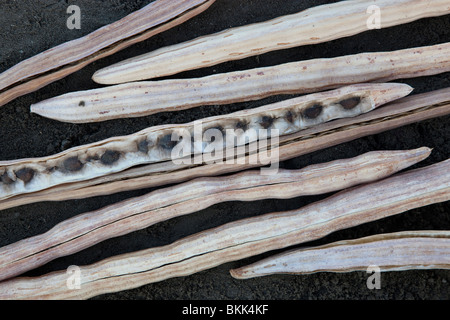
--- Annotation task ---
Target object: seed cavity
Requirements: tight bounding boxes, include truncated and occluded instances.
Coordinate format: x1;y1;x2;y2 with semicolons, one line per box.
15;168;35;184
339;97;361;110
158;133;179;150
285;110;296;123
260;115;274;129
303;104;323;119
235;120;249;132
100;150;121;165
86;155;100;162
1;172;14;185
63;156;84;172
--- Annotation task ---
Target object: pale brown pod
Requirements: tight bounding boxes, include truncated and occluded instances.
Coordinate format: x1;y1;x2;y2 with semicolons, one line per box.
230;231;450;279
92;0;450;83
31;43;450;123
0;158;448;300
0;83;410;201
0;148;430;281
0;0;216;108
1;86;448;211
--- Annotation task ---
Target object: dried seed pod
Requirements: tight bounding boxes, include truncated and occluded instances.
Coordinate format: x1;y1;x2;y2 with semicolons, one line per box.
31;43;449;123
92;0;450;83
230;231;450;278
1;86;448;211
0;83;411;201
0;0;216;108
0;148;430;281
0;159;448;300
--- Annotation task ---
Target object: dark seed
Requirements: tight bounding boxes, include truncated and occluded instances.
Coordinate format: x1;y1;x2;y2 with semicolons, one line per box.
1;172;14;185
100;150;121;165
285;110;295;123
260;115;274;129
63;156;84;172
235;120;249;132
137;139;149;153
78;101;85;107
159;133;179;150
339;97;361;110
15;168;35;183
303;104;323;119
47;166;57;173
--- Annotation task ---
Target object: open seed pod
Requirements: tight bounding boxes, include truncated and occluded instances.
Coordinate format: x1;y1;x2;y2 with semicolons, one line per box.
0;83;410;201
0;159;448;299
0;148;430;281
1;86;448;211
0;0;448;301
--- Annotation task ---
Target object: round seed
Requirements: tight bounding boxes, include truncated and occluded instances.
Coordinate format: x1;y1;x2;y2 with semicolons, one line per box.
339;97;361;110
63;156;84;172
260;115;274;129
303;104;323;119
15;168;35;183
0;172;14;185
100;150;121;165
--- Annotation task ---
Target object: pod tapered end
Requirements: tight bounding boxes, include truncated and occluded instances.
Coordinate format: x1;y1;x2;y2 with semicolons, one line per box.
370;82;414;107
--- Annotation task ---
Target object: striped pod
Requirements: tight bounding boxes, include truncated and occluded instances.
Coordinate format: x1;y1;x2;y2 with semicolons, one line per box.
0;83;412;200
0;0;216;108
30;43;450;123
0;148;431;281
1;87;448;211
230;231;450;278
0;158;448;300
92;0;450;83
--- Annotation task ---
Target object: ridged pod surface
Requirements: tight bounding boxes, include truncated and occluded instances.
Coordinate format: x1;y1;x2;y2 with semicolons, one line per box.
230;231;450;278
92;0;450;83
31;43;449;123
0;148;430;281
0;0;216;107
0;83;412;200
0;158;448;300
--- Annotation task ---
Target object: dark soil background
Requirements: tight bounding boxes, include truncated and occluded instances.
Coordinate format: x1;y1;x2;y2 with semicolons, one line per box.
0;0;449;301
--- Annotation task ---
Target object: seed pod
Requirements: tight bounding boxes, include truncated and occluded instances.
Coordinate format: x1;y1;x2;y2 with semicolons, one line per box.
31;43;449;123
1;86;448;212
0;158;448;300
0;148;430;282
0;0;216;108
230;231;450;278
92;0;450;83
0;83;411;201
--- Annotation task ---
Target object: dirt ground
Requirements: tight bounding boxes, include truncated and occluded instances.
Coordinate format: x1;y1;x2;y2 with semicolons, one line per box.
0;0;448;301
